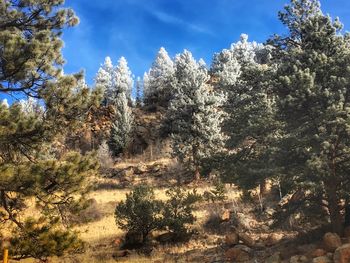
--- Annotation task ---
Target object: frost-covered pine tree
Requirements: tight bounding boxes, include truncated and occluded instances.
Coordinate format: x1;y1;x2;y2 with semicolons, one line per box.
212;35;278;193
168;50;226;180
211;49;241;88
135;76;143;107
113;56;133;102
19;97;44;115
108;92;134;156
143;71;150;100
1;99;9;108
107;57;134;156
145;47;174;107
95;56;114;104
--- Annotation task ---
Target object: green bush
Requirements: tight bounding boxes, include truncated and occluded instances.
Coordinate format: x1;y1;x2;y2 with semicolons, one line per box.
161;188;202;241
115;186;202;245
115;185;163;243
203;181;227;203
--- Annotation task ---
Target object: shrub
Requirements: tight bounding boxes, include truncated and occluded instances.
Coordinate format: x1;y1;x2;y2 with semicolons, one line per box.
97;141;114;171
115;186;202;245
204;206;230;234
203;181;227;203
161;188;202;241
115;185;163;243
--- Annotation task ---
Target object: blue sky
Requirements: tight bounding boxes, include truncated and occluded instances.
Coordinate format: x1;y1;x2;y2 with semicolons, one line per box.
61;0;350;86
1;0;350;103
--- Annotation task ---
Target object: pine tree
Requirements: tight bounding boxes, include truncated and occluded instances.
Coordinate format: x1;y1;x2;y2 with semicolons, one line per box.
135;76;143;107
145;47;174;107
113;56;133;103
106;56;134;156
212;35;279;194
168;50;226;180
108;92;134;156
95;56;114;104
0;1;100;260
270;0;350;233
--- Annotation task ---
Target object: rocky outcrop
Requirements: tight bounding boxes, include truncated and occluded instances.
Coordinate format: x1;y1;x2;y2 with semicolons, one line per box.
225;232;239;247
130;108;169;156
225;245;252;262
334;243;350;263
312;256;332;263
323;232;342;252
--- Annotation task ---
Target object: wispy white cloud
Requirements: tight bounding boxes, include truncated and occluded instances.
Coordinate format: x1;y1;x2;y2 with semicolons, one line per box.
150;9;214;35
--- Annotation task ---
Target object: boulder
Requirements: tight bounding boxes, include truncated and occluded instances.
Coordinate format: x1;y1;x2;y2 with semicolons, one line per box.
134;163;148;174
225;245;251;262
312;256;332;263
265;252;282;263
135;125;148;135
225;232;239;247
113;238;123;248
239;232;255;247
221;209;230;222
149;162;163;173
265;233;284;246
323;232;342;252
311;249;326;258
334;243;350;263
290;255;308;263
120;167;134;177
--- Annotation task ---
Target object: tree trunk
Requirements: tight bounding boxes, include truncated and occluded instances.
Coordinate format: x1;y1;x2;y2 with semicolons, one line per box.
194;166;200;181
259;179;268;196
325;182;343;234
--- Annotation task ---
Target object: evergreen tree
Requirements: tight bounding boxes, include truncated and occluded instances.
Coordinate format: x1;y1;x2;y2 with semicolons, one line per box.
270;0;350;233
0;1;100;260
168;50;226;179
212;35;279;194
135;76;143;107
95;56;114;104
106;57;134;156
108;92;134;156
113;56;133;102
145;47;174;107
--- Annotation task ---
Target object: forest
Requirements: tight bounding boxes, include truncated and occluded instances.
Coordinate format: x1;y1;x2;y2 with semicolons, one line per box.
1;0;350;262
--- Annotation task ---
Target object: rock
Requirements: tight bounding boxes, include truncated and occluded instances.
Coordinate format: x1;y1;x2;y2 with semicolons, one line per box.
312;256;332;263
113;238;123;248
265;252;282;263
225;232;239;247
344;227;350;238
239;232;255;247
311;249;326;258
265;233;284;246
150;162;163;173
290;255;308;263
334;243;350;263
134;163;148;174
225;245;251;262
221;209;230;221
323;232;342;252
135;125;148;135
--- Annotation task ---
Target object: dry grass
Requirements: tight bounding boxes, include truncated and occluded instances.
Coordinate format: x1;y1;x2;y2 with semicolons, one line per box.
12;157;244;263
